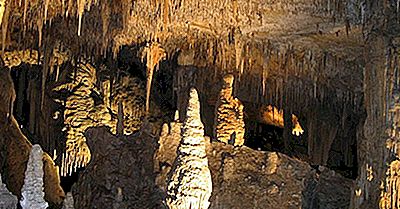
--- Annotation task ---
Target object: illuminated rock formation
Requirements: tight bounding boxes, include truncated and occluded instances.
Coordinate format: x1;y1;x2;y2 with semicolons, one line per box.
62;192;75;209
214;74;245;146
54;62;146;176
259;105;304;136
20;144;48;209
54;62;97;176
0;174;17;209
167;88;212;209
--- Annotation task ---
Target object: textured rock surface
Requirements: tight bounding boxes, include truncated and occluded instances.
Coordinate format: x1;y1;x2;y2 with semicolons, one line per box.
71;126;163;209
20;144;48;209
0;174;17;209
156;129;353;209
53;63;145;176
155;114;181;192
166;88;212;209
0;69;64;206
214;74;245;146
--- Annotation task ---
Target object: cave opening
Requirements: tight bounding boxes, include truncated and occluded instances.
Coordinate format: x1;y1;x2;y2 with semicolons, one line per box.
242;104;359;180
244;122;285;152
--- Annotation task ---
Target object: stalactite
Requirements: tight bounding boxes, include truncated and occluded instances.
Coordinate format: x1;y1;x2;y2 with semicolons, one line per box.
77;0;86;36
0;0;6;27
166;88;212;209
20;144;48;209
44;0;49;22
37;17;43;48
142;43;166;114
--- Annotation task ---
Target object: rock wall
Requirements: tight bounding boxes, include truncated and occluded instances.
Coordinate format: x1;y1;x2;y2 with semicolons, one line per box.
0;68;64;207
71;126;163;209
156;114;353;209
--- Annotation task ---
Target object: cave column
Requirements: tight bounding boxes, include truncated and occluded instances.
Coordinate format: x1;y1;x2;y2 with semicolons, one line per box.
351;35;387;209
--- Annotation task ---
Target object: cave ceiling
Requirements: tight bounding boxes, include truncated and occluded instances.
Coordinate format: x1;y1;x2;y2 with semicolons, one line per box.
2;0;364;110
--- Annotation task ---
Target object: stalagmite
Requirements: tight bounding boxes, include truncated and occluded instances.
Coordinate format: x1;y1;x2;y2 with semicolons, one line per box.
166;88;212;209
110;75;145;135
213;74;245;146
20;144;48;209
0;174;18;209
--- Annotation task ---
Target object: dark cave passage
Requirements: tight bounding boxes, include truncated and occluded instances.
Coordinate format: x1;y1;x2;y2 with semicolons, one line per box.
244;114;358;180
244;122;285;152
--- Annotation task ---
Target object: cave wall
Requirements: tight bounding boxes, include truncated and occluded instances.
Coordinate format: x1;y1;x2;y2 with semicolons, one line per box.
0;68;65;207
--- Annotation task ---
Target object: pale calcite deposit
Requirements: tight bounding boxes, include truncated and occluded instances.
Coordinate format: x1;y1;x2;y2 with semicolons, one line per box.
166;88;212;209
20;144;48;209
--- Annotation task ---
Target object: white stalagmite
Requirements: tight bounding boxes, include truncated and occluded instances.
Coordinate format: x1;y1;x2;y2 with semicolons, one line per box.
0;174;18;209
166;88;212;209
20;144;48;209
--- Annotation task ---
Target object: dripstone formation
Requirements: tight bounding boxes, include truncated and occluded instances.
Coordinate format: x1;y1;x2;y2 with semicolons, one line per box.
20;144;48;209
166;88;213;209
214;74;245;146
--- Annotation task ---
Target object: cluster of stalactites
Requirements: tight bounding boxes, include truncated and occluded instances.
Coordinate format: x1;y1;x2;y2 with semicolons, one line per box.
20;144;48;209
166;88;212;209
213;74;245;146
53;62;145;176
55;62;96;176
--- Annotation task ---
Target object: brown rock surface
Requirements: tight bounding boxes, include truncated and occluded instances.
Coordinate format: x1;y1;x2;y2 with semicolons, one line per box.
156;119;353;209
72;126;163;209
0;69;65;207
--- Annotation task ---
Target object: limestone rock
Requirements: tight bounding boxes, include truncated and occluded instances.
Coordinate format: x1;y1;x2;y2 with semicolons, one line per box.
20;144;48;209
166;88;213;209
54;63;145;176
71;127;163;209
0;174;17;209
213;74;245;146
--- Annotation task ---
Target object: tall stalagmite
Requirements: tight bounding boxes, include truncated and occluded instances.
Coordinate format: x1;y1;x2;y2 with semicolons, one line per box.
166;88;212;209
20;144;48;209
0;174;17;209
214;74;245;146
